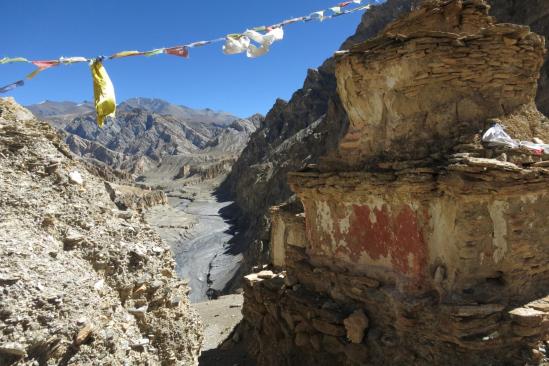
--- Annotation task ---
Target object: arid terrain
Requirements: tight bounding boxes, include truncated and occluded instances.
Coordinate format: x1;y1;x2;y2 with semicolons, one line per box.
26;97;261;304
0;98;202;365
20;97;255;364
2;0;549;365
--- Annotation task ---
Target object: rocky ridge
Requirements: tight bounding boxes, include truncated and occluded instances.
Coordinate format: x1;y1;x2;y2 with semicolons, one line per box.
0;98;202;365
117;98;238;126
28;99;262;181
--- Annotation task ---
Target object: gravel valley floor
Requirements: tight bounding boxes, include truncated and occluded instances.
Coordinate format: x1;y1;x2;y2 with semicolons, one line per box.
142;177;251;363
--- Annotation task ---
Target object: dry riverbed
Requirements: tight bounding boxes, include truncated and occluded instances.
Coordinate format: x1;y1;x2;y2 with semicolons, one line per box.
142;177;249;361
145;184;243;302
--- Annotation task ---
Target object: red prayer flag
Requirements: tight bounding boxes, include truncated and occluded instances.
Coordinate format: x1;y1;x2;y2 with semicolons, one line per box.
165;46;189;58
32;60;59;69
27;60;60;80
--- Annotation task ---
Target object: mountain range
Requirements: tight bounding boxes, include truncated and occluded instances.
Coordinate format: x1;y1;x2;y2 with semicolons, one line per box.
26;98;262;181
27;98;239;127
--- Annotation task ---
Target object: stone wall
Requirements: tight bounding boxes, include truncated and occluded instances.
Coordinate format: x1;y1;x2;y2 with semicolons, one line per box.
220;0;421;268
269;203;307;268
238;1;549;365
290;167;549;302
489;0;549;116
222;0;549;276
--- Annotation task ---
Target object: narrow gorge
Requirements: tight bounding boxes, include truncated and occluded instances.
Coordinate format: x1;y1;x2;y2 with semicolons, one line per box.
145;185;242;303
0;97;256;365
27;98;260;304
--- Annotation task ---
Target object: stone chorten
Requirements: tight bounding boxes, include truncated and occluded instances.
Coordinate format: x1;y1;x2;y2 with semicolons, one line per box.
241;1;549;365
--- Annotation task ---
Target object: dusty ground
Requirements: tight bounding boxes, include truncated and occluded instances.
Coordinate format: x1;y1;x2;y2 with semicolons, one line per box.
194;295;243;351
141;174;251;362
194;294;254;366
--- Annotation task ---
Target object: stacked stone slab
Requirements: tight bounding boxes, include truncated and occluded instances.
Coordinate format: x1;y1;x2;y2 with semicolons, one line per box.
240;0;549;365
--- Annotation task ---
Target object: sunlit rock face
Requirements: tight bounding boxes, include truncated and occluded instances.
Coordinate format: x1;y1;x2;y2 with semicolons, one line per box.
335;0;547;166
0;98;203;366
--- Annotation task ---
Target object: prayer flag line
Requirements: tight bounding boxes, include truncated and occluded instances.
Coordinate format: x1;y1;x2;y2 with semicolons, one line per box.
0;0;381;127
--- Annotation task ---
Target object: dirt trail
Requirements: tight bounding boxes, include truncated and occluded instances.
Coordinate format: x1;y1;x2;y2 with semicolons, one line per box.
194;295;243;351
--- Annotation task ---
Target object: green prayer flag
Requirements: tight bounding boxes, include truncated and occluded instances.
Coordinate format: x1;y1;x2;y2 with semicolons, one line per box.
143;49;164;57
0;57;29;64
26;68;44;80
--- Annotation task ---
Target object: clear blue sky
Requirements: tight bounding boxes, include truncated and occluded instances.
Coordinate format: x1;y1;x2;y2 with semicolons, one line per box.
1;1;369;117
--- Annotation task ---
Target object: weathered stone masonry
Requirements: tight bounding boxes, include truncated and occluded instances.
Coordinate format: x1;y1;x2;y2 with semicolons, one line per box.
240;1;549;365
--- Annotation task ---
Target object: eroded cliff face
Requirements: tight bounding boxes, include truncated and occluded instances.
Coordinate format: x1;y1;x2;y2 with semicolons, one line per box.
28;99;261;183
0;98;202;365
237;1;549;365
104;182;169;210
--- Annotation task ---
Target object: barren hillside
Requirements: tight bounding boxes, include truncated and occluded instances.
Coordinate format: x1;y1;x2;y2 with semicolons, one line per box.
0;97;203;365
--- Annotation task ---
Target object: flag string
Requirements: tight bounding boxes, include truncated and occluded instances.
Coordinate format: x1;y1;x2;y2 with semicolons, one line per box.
0;0;381;126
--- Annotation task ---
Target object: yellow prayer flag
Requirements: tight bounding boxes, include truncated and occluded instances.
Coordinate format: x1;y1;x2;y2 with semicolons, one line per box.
110;50;141;59
90;59;116;128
